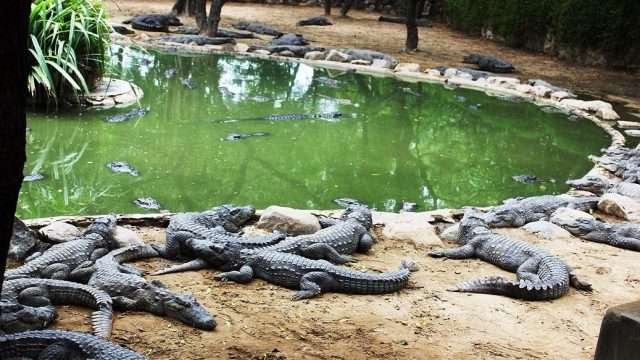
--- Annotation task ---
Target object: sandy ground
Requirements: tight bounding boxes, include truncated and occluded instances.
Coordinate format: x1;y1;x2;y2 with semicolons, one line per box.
35;221;639;360
106;0;640;113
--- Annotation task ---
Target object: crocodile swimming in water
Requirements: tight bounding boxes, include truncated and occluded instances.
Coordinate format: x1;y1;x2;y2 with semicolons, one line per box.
106;161;139;177
429;210;592;300
223;132;271;141
123;14;182;32
105;107;150;123
2;278;113;338
5;216;117;280
0;330;148;360
214;112;345;123
71;245;217;331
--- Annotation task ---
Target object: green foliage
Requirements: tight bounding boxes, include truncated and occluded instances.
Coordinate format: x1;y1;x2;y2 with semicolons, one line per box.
443;0;640;68
28;0;110;103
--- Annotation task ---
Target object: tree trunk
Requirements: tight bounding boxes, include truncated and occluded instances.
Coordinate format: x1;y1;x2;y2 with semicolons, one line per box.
206;0;225;37
340;0;353;16
194;0;207;32
187;0;197;16
0;0;29;294
324;0;331;16
405;0;419;51
171;0;188;15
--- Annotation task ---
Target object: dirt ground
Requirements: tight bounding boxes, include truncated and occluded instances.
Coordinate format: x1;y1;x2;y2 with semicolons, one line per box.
106;0;640;113
43;221;639;360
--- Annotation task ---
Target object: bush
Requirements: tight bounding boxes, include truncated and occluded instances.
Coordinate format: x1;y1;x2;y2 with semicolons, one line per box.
28;0;110;104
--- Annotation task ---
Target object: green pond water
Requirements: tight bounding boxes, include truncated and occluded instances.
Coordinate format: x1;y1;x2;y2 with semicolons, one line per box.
19;45;610;218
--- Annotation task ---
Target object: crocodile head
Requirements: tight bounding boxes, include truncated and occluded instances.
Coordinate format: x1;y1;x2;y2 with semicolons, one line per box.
84;215;118;247
202;204;255;232
484;206;526;228
198;241;247;271
158;291;216;330
0;301;57;333
566;176;611;195
458;210;491;243
555;217;600;236
166;15;183;26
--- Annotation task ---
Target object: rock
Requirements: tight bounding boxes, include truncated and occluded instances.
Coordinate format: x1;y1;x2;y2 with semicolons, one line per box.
551;91;574;101
350;59;371;65
611;182;640;201
234;43;249;53
532;85;552;98
400;202;418;212
253;49;271;56
486;76;520;88
560;99;620;120
594;301;640;360
278;50;296;57
9;218;40;261
394;63;421;73
426;69;441;77
339;48;398;68
257;206;321;235
598;193;640;221
371;59;393;69
439;223;459;242
113;226;143;248
39;222;81;243
324;49;350;62
372;212;441;247
522;221;572;240
617;121;640;129
624;130;640;137
549;207;595;227
304;51;326;60
515;84;534;94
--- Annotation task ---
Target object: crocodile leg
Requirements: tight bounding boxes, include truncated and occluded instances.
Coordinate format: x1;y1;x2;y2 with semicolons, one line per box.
428;244;475;259
292;272;338;301
568;269;593;291
41;264;71;280
68;262;95;284
151;259;210;276
357;233;375;253
36;340;85;359
117;264;146;276
111;296;140;310
299;243;355;264
90;248;109;261
215;265;254;284
18;287;51;307
161;231;196;259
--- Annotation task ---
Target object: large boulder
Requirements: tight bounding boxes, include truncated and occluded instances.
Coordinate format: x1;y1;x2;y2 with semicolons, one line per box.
522;221;572;240
560;99;620;120
549;207;595;227
372;212;441;247
324;49;350;62
257;206;321;235
304;51;326;60
595;301;640;360
598;193;640;221
39;222;81;243
439;223;460;242
394;63;421;73
9;218;40;261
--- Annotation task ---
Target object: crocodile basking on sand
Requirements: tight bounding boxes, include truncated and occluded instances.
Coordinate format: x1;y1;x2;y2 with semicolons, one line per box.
567;175;640;200
462;54;515;73
429;210;592;300
5;216;117;280
551;215;640;252
483;195;599;228
209;243;416;300
2;278;113;338
72;245;216;331
593;147;640;183
0;330;148;360
123;14;182;32
0;300;57;334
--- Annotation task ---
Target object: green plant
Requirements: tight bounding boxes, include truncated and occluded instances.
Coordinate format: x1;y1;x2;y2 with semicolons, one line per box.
28;0;110;104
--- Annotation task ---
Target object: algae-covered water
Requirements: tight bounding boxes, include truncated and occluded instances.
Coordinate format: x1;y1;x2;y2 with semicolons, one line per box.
19;45;610;218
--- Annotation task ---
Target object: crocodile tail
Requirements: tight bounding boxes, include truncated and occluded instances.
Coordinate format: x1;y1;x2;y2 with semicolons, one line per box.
451;276;569;300
111;245;158;264
333;262;413;295
91;308;113;338
151;258;209;276
568;196;600;212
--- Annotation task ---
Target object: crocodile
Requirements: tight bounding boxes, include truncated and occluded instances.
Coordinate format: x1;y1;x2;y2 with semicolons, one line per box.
223;132;271;141
159;205;260;260
181;77;195;90
123;14;182;32
133;197;161;210
9;217;46;261
153;205;373;275
429;210;592;300
5;216;117;280
551;216;640;252
74;245;216;331
23;172;45;182
165;68;178;79
483;195;599;228
268;33;309;46
0;330;148;359
155;35;236;46
512;175;542;184
0;300;57;334
463;54;515;73
211;244;416;300
105;107;150;123
434;66;491;81
232;22;283;36
296;16;333;26
2;278;113;338
262;112;343;122
106;161;139;177
593;147;640;183
249;45;326;58
567;175;640;201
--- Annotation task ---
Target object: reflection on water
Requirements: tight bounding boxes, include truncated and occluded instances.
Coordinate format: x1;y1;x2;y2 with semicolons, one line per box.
20;45;610;218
